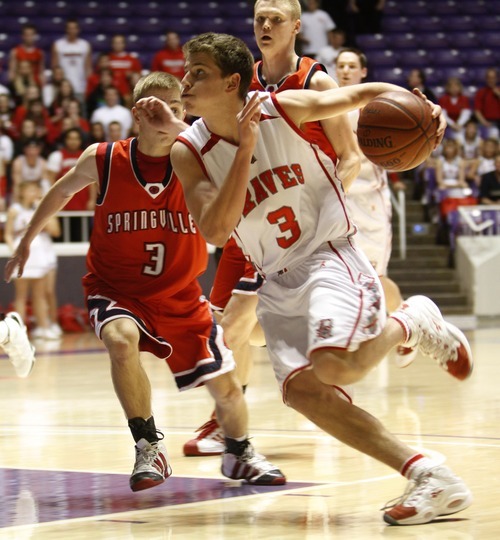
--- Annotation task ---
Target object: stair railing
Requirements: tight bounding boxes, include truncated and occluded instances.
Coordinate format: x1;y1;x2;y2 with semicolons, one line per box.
391;189;406;260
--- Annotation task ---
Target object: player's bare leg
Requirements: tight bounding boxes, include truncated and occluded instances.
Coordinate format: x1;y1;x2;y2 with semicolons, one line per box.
101;317;170;492
311;295;473;385
205;371;286;486
101;318;152;419
380;275;403;313
220;294;262;385
286;370;472;525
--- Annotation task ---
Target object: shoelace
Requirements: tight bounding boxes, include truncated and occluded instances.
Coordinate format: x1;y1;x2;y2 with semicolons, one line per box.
418;324;458;367
136;441;163;467
380;473;431;511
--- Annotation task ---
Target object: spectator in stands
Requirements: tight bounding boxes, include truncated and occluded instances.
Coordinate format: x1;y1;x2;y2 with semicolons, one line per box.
90;86;133;140
51;19;92;108
457;119;483;161
474;67;500;139
151;31;185;80
88;121;106;144
299;0;336;58
48;78;76;125
108;34;142;104
8;24;45;89
86;68;125;117
467;138;499;186
42;66;65;109
11;139;49;202
107;121;123;142
316;28;347;80
4;181;60;340
62;98;90;138
348;0;386;35
9;60;38;107
0;93;16;140
22;97;55;147
47;127;93;242
0;126;13;209
11;84;44;137
435;139;468;193
479;154;500;204
439;77;472;140
407;69;437;103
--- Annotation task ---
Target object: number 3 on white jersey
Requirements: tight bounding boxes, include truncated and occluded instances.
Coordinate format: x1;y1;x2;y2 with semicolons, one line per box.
143;242;165;276
267;206;301;249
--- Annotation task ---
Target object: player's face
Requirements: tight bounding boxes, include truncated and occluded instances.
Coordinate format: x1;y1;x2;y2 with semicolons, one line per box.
336;52;367;87
181;53;232;117
254;0;300;53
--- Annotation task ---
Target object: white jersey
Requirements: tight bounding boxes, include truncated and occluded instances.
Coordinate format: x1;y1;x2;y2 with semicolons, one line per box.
10;203;56;279
345;109;392;275
178;92;354;276
439;156;462;186
53;38;90;94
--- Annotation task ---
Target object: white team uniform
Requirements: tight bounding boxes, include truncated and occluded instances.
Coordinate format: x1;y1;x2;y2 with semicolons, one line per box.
345;109;393;276
10;204;57;279
178;93;386;397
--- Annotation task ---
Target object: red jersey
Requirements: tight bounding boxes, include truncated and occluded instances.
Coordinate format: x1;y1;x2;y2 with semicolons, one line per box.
438;94;471;122
85;138;207;298
151;49;185;80
53;147;89;210
108;52;142;92
474;86;500;122
251;56;338;162
12;45;44;86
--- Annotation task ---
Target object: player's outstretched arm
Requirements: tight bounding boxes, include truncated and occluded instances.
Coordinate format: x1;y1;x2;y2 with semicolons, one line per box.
310;71;361;191
4;145;99;282
172;93;265;246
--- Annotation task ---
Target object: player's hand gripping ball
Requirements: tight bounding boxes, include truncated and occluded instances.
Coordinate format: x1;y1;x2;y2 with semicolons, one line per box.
357;91;439;171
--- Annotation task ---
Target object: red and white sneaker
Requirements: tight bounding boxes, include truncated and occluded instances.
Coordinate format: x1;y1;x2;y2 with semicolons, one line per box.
221;441;286;486
393;345;418;368
130;438;171;492
382;465;472;525
183;417;225;457
391;296;473;380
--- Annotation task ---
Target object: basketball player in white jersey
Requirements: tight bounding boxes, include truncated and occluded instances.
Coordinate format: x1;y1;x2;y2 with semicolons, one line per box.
142;33;473;525
336;48;418;367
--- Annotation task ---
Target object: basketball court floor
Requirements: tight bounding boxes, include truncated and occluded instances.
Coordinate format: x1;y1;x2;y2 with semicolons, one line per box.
1;322;498;539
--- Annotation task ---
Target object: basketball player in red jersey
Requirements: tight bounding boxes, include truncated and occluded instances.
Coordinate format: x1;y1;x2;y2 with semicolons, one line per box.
8;24;46;88
5;72;285;492
184;0;362;457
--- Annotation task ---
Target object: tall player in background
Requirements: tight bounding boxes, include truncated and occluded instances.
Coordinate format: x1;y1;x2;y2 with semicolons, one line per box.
336;48;417;366
5;72;285;492
183;0;361;457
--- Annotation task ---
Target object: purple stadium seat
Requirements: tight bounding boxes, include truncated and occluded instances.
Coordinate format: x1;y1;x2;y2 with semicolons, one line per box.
384;0;401;15
33;16;65;34
429;0;459;15
73;2;104;17
381;15;412;33
458;0;488;15
99;17;131;34
195;17;231;34
127;17;164;36
225;1;253;18
479;32;500;49
472;14;500;31
402;1;429;15
465;49;496;68
86;34;109;53
372;67;405;85
368;49;399;67
409;16;444;33
446;32;480;49
8;0;41;16
399;49;430;68
355;34;389;51
389;33;419;49
445;16;476;32
419;32;448;49
430;49;463;67
79;17;103;35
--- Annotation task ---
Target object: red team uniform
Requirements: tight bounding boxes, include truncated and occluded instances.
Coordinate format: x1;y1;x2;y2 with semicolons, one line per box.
83;138;234;390
210;57;337;312
11;45;44;86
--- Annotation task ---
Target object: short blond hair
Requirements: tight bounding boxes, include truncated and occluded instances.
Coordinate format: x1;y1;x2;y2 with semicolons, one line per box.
254;0;301;20
132;72;181;103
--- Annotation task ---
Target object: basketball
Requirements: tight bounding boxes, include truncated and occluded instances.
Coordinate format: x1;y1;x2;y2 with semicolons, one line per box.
356;91;439;171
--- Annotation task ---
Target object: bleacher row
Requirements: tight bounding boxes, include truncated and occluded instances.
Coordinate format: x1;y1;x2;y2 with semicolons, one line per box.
0;1;256;75
362;1;500;95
